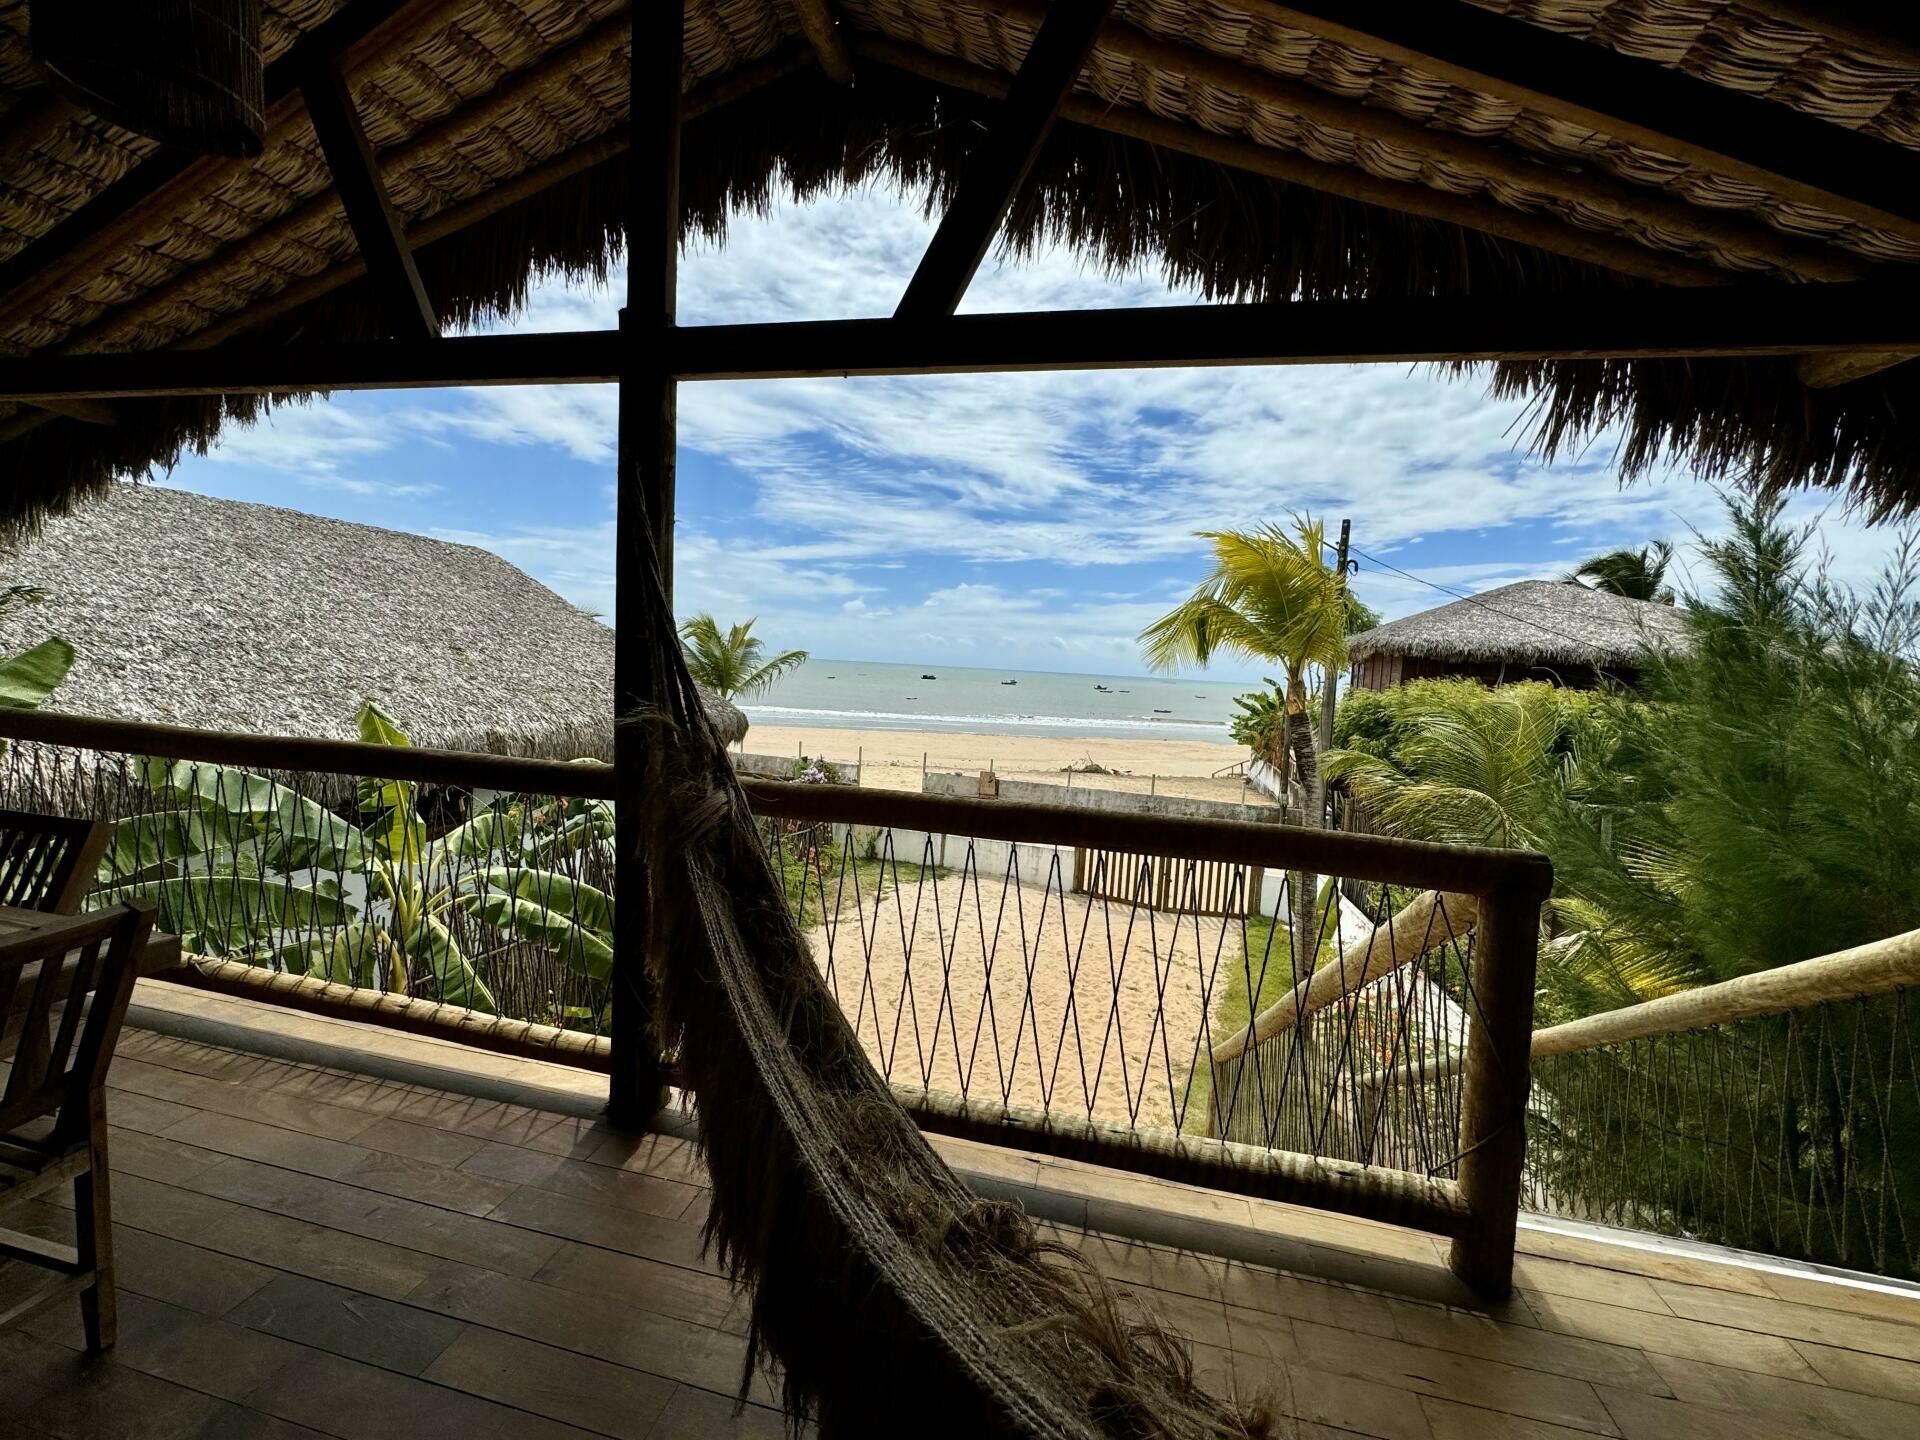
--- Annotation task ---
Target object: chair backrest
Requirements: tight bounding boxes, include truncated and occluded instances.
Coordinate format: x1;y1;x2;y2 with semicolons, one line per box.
0;810;110;914
0;902;154;1141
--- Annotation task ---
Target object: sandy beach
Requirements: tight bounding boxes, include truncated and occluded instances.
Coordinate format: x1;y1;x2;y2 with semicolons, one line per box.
804;865;1231;1132
746;724;1267;807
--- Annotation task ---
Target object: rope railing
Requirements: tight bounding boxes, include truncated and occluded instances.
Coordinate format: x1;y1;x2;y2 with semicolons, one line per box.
0;708;1551;1294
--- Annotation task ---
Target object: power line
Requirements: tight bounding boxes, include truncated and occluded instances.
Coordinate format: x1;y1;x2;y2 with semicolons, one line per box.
1344;543;1610;655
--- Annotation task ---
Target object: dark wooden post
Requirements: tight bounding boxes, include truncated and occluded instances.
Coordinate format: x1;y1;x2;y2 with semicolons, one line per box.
609;0;682;1128
1448;877;1547;1296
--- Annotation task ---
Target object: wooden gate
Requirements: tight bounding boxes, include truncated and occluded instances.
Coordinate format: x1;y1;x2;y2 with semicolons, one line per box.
1071;848;1261;917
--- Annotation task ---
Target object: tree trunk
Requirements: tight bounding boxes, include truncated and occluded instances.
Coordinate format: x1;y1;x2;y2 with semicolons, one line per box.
1285;676;1322;978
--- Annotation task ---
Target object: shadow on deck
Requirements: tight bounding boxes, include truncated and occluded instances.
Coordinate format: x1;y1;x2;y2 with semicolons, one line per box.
3;981;1918;1439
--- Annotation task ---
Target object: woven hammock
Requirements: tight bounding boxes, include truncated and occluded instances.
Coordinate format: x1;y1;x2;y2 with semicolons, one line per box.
631;554;1271;1437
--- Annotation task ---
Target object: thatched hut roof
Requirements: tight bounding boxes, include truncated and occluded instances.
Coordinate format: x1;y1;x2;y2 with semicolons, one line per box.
0;484;747;754
2;3;1920;528
1347;580;1693;669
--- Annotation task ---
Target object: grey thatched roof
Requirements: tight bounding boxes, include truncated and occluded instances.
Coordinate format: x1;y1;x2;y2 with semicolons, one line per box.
1347;579;1693;669
0;483;746;755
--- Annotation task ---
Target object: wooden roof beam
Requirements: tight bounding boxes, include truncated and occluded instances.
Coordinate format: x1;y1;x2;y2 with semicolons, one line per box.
0;0;456;334
959;0;1869;286
857;36;1728;290
789;0;853;86
1247;0;1920;245
3;281;1918;402
894;0;1115;318
672;282;1920;381
300;59;438;342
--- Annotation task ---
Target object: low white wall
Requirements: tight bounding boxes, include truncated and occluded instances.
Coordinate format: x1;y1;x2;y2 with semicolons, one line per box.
733;751;861;785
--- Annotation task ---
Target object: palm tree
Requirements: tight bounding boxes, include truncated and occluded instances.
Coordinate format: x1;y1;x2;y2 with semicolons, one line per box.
1142;518;1354;975
1141;519;1352;802
1566;541;1676;603
678;615;808;701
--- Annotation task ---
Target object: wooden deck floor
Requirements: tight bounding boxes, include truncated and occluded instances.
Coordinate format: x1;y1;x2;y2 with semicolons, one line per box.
4;1023;1920;1439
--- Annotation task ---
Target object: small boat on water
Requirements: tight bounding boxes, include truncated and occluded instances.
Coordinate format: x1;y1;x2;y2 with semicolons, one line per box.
1153;708;1172;714
1094;685;1111;693
1001;679;1018;686
921;673;937;679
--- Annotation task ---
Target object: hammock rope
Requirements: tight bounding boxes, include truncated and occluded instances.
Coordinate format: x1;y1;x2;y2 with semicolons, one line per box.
630;535;1273;1438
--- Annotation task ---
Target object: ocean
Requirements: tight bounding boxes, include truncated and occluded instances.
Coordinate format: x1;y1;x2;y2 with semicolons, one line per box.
739;659;1249;742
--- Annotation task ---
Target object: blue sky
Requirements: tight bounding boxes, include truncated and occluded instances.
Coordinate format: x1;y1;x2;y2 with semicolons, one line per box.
163;186;1911;684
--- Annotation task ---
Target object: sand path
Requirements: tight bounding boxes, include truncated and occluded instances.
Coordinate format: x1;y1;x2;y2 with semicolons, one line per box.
806;870;1235;1132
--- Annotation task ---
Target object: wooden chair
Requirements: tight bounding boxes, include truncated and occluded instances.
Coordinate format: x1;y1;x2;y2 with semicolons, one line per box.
0;810;110;914
0;901;155;1351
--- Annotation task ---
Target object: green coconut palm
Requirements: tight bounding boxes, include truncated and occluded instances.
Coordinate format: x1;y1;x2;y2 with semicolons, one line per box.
678;614;808;701
1567;541;1676;603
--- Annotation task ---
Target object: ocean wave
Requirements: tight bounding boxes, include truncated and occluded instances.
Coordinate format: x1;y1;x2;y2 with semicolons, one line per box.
739;704;1230;734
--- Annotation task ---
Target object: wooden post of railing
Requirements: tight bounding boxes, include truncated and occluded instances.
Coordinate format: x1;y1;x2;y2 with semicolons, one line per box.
609;0;682;1128
1448;877;1547;1298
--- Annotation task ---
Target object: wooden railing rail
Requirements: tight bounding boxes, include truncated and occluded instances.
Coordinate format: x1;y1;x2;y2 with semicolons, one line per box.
1362;924;1920;1094
1209;889;1478;1065
0;707;1553;1296
0;709;617;799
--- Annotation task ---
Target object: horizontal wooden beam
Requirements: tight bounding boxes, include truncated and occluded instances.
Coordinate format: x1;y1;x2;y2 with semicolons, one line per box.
1252;0;1920;244
5;282;1918;403
671;282;1920;379
0;330;618;401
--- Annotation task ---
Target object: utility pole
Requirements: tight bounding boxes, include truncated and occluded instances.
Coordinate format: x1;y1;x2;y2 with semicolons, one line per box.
1317;518;1351;765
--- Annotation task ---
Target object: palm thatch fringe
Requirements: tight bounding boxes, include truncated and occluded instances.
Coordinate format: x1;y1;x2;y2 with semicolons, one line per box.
632;541;1269;1436
16;64;1920;532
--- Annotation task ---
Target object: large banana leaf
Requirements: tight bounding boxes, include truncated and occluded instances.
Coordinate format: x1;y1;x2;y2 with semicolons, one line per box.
481;867;613;938
262;788;373;873
434;809;522;861
404;915;496;1013
281;922;389;988
532;799;614;861
100;809;211;884
0;636;74;709
457;886;614;980
114;867;355;956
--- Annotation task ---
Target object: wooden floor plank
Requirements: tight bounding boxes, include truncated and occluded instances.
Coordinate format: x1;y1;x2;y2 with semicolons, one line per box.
459;1140;705;1221
1652;1277;1920;1361
24;1289;301;1402
421;1325;679;1439
407;1261;771;1403
1789;1337;1920;1404
1291;1319;1622;1435
1522;1287;1827;1381
1645;1349;1920;1438
191;1153;563;1280
246;1346;604;1440
21;1024;1911;1440
229;1272;467;1374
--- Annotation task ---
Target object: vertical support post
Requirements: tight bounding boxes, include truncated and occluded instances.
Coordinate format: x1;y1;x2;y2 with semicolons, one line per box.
1448;878;1547;1297
609;0;682;1128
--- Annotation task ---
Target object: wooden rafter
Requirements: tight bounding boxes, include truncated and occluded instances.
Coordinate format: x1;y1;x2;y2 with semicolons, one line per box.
956;0;1869;286
0;48;814;451
856;37;1729;290
789;0;853;85
894;0;1115;318
1250;0;1920;245
300;59;438;342
3;282;1918;402
0;0;441;333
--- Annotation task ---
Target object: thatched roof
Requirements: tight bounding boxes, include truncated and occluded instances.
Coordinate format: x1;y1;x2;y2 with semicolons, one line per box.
0;483;747;754
1;2;1920;527
1347;579;1693;668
